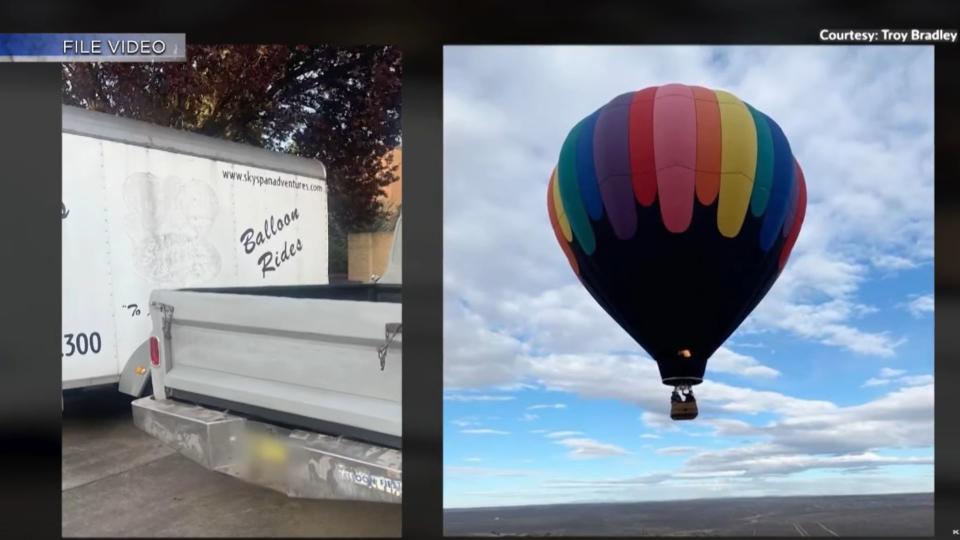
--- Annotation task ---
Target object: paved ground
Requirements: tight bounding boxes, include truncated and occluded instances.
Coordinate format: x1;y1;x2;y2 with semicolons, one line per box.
445;493;934;537
62;388;400;537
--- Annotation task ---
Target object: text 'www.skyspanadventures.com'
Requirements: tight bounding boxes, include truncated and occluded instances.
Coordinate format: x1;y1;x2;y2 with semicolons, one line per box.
221;169;324;192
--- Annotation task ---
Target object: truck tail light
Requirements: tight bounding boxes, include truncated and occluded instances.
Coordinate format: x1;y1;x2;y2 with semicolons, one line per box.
149;336;160;366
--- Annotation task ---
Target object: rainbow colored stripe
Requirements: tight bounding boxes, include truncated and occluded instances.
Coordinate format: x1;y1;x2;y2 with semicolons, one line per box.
547;83;807;274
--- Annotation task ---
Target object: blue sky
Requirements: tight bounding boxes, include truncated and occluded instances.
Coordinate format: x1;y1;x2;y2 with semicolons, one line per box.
442;46;933;509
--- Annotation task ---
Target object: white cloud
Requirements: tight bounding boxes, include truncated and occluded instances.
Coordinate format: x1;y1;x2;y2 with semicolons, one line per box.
492;351;931;471
444;302;529;388
528;403;568;410
575;383;933;484
452;349;932;462
862;368;933;389
872;253;919;271
518;413;539;422
639;433;662;440
524;353;833;419
444;393;516;402
554;437;630;459
683;448;932;477
445;466;537;478
746;383;933;456
905;294;934;318
461;429;510;435
641;411;677;430
545;430;584;439
464;457;484;462
699;381;837;417
901;374;934;386
703;418;758;437
746;295;902;357
880;367;907;378
656;446;699;456
708;347;780;379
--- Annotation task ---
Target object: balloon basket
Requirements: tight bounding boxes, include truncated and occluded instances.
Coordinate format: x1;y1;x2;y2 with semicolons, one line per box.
670;385;698;421
670;400;698;421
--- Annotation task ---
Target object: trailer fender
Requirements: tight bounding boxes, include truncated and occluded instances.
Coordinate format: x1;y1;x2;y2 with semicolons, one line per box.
118;338;152;397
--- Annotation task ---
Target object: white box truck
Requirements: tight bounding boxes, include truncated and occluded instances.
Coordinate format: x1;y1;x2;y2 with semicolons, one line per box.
62;106;329;395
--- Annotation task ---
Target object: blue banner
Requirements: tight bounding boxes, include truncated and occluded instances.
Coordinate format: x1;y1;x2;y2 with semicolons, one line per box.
0;34;185;62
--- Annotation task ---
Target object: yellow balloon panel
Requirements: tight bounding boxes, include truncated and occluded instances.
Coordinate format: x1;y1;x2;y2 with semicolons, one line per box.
715;90;757;238
551;168;573;242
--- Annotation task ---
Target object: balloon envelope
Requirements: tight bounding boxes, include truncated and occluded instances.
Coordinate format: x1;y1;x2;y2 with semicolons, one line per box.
547;84;806;386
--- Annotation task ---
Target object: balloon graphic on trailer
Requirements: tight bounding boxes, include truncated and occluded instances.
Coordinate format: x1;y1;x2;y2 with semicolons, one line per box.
546;84;807;420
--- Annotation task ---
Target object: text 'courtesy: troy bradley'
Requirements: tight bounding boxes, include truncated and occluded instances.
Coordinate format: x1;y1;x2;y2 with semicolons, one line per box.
819;28;958;43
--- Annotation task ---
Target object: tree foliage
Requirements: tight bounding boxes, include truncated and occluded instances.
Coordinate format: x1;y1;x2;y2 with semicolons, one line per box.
62;45;402;234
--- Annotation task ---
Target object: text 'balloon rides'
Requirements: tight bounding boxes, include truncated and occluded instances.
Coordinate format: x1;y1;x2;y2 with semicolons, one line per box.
547;84;807;421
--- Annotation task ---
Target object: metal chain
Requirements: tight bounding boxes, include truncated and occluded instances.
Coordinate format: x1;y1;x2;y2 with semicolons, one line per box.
377;323;402;371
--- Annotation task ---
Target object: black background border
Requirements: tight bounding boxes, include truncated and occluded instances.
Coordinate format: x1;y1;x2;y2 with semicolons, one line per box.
0;2;957;538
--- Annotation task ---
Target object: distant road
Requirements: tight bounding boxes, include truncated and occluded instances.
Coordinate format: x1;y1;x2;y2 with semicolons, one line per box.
444;493;933;537
818;521;840;536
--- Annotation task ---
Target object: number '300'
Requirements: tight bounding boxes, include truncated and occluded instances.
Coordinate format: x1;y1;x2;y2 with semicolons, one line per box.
63;332;102;356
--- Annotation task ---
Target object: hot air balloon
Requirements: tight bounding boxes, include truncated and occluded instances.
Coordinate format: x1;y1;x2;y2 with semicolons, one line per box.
546;84;806;421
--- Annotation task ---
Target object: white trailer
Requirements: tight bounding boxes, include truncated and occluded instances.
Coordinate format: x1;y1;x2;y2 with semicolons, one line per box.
132;216;402;503
62;106;329;394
